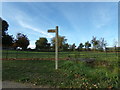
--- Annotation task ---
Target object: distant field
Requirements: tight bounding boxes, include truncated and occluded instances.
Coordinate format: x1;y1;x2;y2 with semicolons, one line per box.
2;50;119;88
2;50;118;61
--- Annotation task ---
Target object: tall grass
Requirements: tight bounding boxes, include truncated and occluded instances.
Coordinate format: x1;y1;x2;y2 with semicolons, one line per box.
2;59;119;88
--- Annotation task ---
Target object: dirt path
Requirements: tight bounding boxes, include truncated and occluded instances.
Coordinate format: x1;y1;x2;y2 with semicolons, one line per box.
2;81;47;88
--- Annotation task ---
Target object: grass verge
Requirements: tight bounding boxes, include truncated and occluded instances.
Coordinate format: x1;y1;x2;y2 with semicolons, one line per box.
2;59;119;88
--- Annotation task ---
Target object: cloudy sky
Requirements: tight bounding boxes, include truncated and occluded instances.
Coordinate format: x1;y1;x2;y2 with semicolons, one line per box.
2;2;118;48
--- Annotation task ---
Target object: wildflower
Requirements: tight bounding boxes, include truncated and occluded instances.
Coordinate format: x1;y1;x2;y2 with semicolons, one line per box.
61;83;63;85
93;84;97;87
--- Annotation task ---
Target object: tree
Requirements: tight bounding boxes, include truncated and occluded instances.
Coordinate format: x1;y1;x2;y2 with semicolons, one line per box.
12;42;18;50
35;37;50;51
78;43;84;51
85;41;91;50
2;34;14;47
0;17;9;36
62;43;69;51
15;33;29;50
98;38;107;51
1;18;14;48
51;35;67;51
91;36;99;50
69;43;76;51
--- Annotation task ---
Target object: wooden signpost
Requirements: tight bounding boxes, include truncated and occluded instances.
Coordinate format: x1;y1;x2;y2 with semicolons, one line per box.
48;26;58;70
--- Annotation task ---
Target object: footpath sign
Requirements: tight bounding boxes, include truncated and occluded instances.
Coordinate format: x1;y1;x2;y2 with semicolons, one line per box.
48;26;58;70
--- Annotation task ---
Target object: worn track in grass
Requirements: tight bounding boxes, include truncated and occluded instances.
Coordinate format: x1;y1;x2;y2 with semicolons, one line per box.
2;81;50;88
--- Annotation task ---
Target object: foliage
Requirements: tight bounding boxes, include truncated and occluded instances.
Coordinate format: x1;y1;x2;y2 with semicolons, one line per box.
91;36;107;51
97;38;107;51
62;43;69;51
0;17;9;36
78;43;84;51
69;43;76;51
51;35;67;51
2;34;14;47
85;41;91;50
35;37;50;51
14;33;29;50
1;18;14;48
91;36;99;50
59;60;118;88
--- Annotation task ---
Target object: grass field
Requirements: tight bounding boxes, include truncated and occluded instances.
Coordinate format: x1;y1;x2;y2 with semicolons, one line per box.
2;50;118;60
2;50;119;88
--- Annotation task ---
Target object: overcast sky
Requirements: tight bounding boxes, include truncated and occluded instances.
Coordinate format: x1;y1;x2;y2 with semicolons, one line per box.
2;2;118;48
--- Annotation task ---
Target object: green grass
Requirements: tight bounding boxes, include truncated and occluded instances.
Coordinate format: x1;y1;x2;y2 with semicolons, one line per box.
2;50;118;60
3;60;119;88
2;50;55;58
2;50;119;88
3;60;65;87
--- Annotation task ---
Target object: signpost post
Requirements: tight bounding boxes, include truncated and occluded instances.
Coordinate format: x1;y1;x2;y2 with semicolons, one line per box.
48;26;58;70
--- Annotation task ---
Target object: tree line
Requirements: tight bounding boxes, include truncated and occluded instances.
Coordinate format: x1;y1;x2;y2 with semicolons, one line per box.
1;18;119;52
